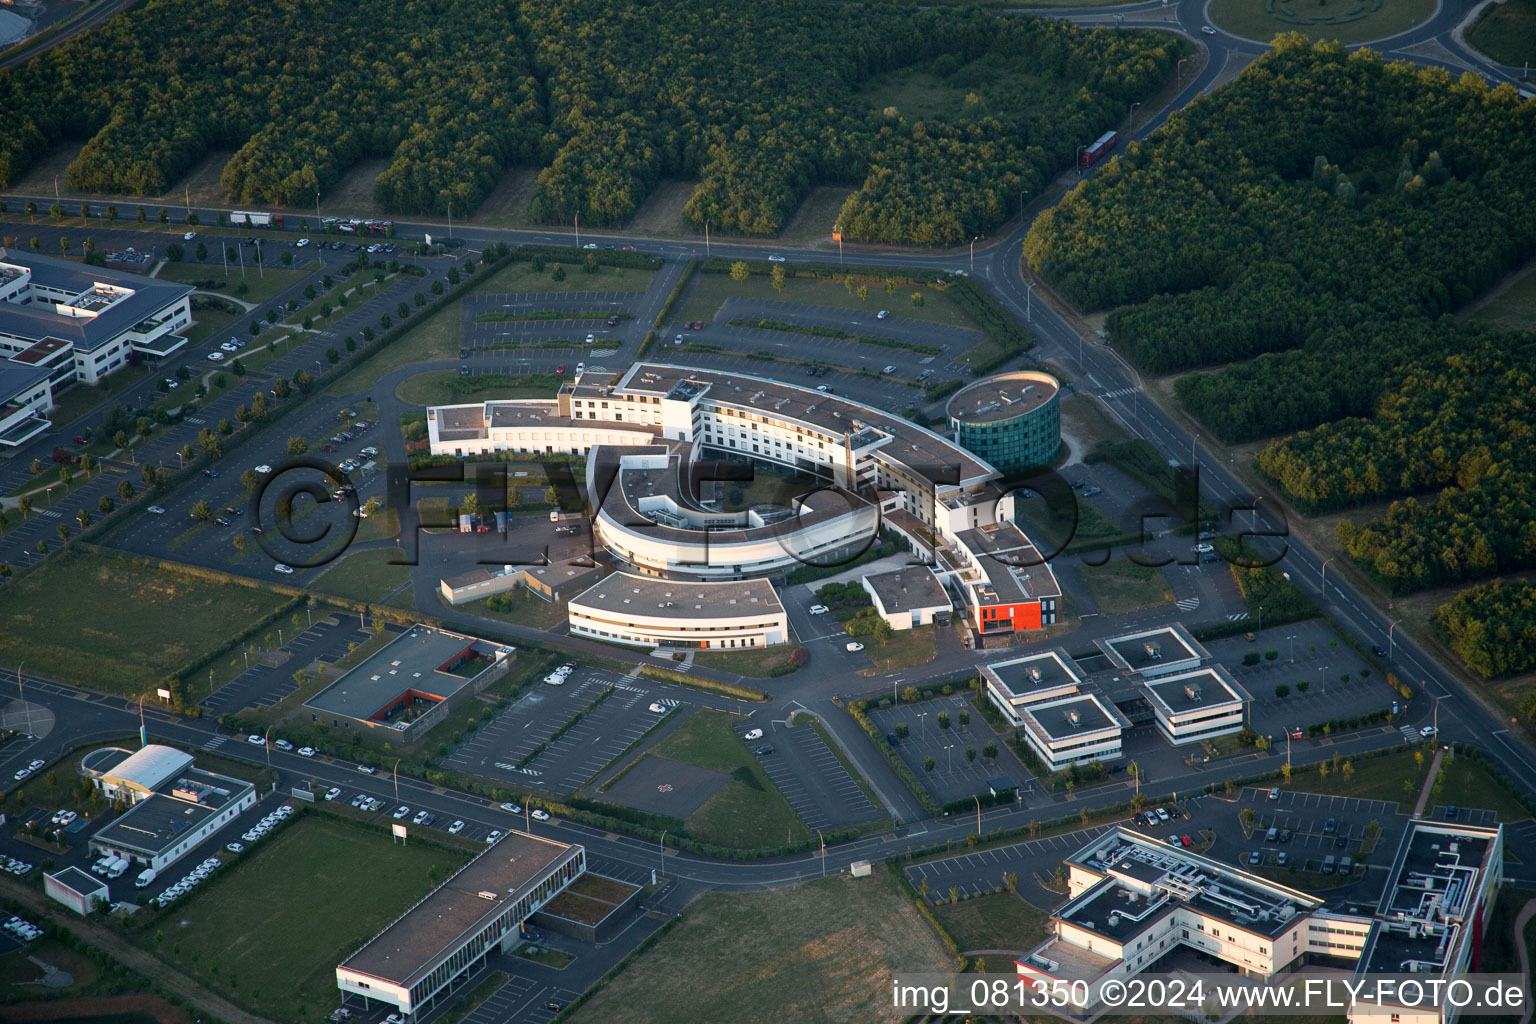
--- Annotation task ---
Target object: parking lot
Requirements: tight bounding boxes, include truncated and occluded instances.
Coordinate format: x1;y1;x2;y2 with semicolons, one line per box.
905;822;1122;904
201;615;376;715
442;667;722;794
733;714;885;832
462;292;640;353
869;694;1034;805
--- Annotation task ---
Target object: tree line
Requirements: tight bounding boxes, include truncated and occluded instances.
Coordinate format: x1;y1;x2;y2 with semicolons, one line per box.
1434;580;1536;680
0;0;1178;243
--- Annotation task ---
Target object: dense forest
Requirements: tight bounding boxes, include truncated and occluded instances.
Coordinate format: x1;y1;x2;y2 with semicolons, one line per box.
1434;580;1536;679
0;0;1179;242
1025;37;1536;388
1023;36;1536;603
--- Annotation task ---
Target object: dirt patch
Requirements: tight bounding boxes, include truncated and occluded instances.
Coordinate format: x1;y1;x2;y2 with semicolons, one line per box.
10;143;237;207
319;158;391;221
624;179;697;239
778;185;853;248
470;167;544;229
601;754;729;818
0;992;193;1023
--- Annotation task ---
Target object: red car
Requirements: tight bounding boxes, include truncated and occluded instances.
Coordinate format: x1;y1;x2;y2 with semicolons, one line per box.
1180;835;1193;847
620;245;637;252
556;363;567;374
73;435;87;445
689;320;705;330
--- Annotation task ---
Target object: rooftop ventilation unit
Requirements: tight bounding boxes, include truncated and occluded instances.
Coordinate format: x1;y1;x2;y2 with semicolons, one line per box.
477;890;498;900
1184;684;1202;702
1143;642;1162;659
1028;666;1044;683
1067;709;1082;728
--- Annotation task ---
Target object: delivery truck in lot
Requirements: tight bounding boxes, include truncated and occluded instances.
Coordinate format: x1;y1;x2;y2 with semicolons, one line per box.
106;857;130;878
135;867;157;888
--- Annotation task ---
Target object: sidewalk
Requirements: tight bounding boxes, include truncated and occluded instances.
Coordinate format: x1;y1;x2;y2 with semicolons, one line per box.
1411;747;1447;818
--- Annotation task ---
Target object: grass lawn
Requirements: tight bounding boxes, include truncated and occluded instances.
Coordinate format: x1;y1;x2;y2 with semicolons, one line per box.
930;891;1051;956
1208;0;1435;43
1252;863;1356;889
1280;746;1531;822
395;370;565;409
1473;259;1536;334
140;813;469;1022
518;946;575;968
652;709;809;848
452;588;568;631
43;366;151;433
690;644;798;678
566;869;953;1024
312;547;411;605
858;625;938;676
0;937;100;994
678;271;982;332
0;553;289;696
1465;0;1536;65
1079;559;1172;615
154;263;312;306
353;498;401;542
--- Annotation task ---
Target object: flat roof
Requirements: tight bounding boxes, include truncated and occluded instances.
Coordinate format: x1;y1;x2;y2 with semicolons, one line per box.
985;650;1082;700
1363;821;1498;976
0;250;193;351
862;567;949;615
1097;624;1206;674
1143;666;1249;715
47;865;107;897
956;523;1063;603
93;768;253;855
341;831;576;988
305;624;512;723
947;371;1059;424
1057;877;1176;943
1021;693;1125;740
571;571;783;620
612;363;995;487
12;338;71;364
0;358;51;404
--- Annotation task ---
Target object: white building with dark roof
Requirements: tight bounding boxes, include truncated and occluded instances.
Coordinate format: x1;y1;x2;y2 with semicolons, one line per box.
1142;665;1251;745
568;571;789;650
861;566;951;631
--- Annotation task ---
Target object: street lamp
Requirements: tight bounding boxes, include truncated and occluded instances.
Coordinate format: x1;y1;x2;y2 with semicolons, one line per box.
393;758;401;801
1321;556;1335;590
1177;57;1189;81
918;711;929;735
818;829;825;877
1388;620;1403;661
659;829;668;876
944;743;955;772
1287;633;1297;664
1129;101;1141;127
263;727;272;768
969;236;980;272
974;794;982;837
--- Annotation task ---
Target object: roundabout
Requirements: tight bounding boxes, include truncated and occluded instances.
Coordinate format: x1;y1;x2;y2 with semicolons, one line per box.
1207;0;1438;43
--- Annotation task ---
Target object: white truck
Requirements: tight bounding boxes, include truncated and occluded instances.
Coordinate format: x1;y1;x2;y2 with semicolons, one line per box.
849;860;872;878
135;867;157;888
106;857;130;879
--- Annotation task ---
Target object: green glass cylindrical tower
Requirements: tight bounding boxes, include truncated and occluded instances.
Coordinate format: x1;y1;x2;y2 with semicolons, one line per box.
946;371;1061;474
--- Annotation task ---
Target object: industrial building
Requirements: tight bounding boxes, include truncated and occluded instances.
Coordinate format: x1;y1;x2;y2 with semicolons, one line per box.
945;370;1062;474
438;563;605;606
80;744;255;873
44;866;108;915
567;572;789;650
303;624;515;743
1017;821;1504;1023
861;566;951;631
336;831;586;1020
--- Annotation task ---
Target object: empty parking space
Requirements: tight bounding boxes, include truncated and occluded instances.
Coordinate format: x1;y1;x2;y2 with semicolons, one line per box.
905;824;1120;900
736;715;884;832
527;679;680;792
869;695;1032;805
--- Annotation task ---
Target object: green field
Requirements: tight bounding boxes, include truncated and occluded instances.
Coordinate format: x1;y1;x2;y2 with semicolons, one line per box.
1279;746;1531;822
652;709;809;848
1207;0;1436;43
313;547;411;604
1465;0;1536;65
1080;559;1172;615
0;554;289;696
567;869;952;1024
140;812;469;1022
931;891;1051;956
153;262;312;306
677;271;983;332
395;370;566;409
1473;260;1536;334
858;624;938;676
455;587;569;631
689;644;799;678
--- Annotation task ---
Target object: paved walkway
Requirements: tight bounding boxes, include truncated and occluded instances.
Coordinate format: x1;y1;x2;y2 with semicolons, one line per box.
1412;747;1447;818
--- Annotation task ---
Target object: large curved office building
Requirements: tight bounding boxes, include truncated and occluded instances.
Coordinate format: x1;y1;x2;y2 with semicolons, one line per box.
427;363;1062;640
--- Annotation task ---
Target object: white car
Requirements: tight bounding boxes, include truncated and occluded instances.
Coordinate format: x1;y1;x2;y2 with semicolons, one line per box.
298;746;316;757
254;464;272;474
356;764;376;774
1420;726;1437;738
323;787;341;801
274;563;294;575
807;604;829;615
52;810;77;826
877;310;889;319
585;334;595;343
648;702;667;714
531;809;550;822
147;505;166;515
846;641;865;652
882;365;896;374
1201;24;1217;34
768;254;786;262
296;238;310;247
220;342;239;352
448;820;465;834
582;242;598;250
183;231;197;240
393;806;410;819
412;810;431;825
207;351;225;361
500;801;521;813
247;734;266;745
744;728;764;741
1195;542;1214;554
486;830;504;844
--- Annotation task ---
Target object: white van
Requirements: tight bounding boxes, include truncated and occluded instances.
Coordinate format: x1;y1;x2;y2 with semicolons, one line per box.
91;857;114;875
106;857;130;879
135;868;157;888
549;509;561;523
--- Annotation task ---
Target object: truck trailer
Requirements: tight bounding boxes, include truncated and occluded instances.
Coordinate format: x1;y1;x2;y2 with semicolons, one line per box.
1079;131;1118;170
228;210;284;229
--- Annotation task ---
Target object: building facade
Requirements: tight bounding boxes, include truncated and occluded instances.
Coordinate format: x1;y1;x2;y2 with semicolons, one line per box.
568;572;789;650
946;370;1061;474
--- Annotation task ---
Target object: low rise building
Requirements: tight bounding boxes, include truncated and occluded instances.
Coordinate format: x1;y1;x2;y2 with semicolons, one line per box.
304;624;515;743
438;563;605;606
1096;624;1208;679
336;831;585;1020
44;866;108;915
568;572;789;650
1014;693;1131;771
861;566;951;631
1142;666;1250;745
80;744;256;874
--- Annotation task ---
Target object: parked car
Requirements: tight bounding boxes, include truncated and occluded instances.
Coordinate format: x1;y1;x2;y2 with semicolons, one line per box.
356;764;376;775
486;830;504;844
808;604;829;615
500;802;522;813
531;809;550;821
323;788;341;801
183;231;197;240
768;254;786;262
1248;851;1262;865
744;728;764;741
648;702;667;713
877;309;889;319
147;505;166;515
298;746;316;757
226;842;245;854
273;564;294;575
393;806;410;819
846;641;864;652
247;734;265;746
448;820;465;834
582;242;598;249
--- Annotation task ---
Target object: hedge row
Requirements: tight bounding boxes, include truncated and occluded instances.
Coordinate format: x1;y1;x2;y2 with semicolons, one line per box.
637;664;766;701
943;276;1032;374
847;698;941;816
513;244;661;271
653;259;698;329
